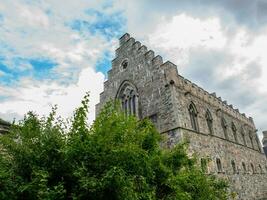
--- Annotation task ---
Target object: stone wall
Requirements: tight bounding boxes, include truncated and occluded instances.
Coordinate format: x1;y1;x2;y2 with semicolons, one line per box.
96;33;267;200
164;128;267;200
96;33;178;133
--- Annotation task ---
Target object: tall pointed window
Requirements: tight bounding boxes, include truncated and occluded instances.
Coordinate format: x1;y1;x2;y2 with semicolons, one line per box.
241;127;246;146
205;110;213;135
231;122;238;143
231;160;236;174
251;163;255;174
216;158;222;173
221;118;228;140
117;81;139;118
249;131;254;149
188;103;199;132
242;162;246;174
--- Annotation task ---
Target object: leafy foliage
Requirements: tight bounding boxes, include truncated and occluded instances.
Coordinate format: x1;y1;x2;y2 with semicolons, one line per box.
0;94;228;200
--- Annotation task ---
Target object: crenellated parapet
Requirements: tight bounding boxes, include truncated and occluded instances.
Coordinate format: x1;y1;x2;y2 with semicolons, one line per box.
110;33;256;129
166;71;256;130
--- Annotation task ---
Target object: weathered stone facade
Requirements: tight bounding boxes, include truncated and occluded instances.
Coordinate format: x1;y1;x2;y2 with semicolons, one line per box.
96;33;267;200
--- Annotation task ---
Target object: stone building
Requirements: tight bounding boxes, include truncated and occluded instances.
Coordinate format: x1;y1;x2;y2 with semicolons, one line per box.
96;33;267;200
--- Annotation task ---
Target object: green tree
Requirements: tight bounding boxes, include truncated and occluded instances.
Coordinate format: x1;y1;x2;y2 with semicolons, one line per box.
0;94;228;200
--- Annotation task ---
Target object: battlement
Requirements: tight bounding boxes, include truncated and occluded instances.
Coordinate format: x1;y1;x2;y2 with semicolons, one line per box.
174;74;255;127
115;33;256;128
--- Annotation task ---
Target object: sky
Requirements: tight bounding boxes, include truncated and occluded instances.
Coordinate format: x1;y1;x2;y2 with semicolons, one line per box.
0;0;267;141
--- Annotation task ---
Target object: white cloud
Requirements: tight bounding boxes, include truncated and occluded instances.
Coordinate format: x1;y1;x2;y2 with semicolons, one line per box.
142;13;267;141
0;67;104;124
147;14;226;66
0;0;115;124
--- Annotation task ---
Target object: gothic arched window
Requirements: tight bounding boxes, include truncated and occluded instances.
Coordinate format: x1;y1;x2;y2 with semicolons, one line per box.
231;160;236;174
188;102;199;132
221;118;228;140
251;163;255;174
216;158;222;173
241;127;246;146
205;109;213;135
116;81;139;117
231;122;238;143
249;131;254;149
242;162;246;173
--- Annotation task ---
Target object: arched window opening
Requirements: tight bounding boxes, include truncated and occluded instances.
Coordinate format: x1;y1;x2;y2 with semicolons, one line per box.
241;127;246;146
205;110;213;135
231;160;236;174
117;81;139;118
251;163;255;174
242;162;246;173
188;103;199;132
231;122;238;143
249;132;254;149
221;118;228;140
216;158;222;173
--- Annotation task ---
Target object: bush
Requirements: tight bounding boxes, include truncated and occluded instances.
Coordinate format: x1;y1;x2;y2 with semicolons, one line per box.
0;94;228;199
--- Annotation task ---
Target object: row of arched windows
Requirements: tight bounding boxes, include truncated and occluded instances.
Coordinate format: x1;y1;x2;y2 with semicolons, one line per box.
214;158;264;174
188;102;261;151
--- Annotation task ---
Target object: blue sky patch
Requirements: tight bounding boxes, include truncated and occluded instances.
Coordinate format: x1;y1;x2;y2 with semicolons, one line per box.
69;9;126;41
29;58;58;79
95;51;112;76
0;57;58;85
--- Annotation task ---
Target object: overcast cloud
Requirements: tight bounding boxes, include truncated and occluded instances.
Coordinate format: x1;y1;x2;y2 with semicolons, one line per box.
0;0;266;140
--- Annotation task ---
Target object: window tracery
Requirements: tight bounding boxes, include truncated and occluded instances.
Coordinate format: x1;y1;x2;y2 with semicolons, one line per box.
221;118;228;140
188;102;199;132
205;109;213;135
232;122;238;143
117;81;139;117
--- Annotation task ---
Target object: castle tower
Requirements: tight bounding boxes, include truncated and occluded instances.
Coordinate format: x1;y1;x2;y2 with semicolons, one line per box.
96;33;267;200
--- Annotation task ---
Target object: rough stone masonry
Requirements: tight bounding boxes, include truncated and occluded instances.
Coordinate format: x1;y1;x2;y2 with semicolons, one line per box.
96;33;267;200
